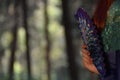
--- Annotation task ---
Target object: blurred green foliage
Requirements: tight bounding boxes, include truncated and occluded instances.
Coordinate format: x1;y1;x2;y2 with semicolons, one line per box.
0;0;99;80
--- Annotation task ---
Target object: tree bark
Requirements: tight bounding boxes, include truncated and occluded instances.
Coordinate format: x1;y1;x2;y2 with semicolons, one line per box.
62;0;81;80
8;0;19;80
44;0;51;80
21;0;31;80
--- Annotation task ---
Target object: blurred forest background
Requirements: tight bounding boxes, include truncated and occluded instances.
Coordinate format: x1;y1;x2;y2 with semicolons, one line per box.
0;0;100;80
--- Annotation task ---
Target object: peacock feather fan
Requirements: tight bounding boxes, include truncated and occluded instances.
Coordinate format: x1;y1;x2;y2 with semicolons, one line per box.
74;8;107;78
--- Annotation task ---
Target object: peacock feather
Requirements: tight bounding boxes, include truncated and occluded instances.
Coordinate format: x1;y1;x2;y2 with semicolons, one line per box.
74;8;107;78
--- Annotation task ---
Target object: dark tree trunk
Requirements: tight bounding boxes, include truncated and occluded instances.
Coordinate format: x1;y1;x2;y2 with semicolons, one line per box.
44;0;51;80
8;0;20;80
0;47;4;78
62;0;81;80
21;0;31;80
9;25;17;80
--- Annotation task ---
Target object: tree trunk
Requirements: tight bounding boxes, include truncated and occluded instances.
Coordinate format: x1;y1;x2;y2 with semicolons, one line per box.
8;0;20;79
62;0;81;80
21;0;31;80
44;0;51;80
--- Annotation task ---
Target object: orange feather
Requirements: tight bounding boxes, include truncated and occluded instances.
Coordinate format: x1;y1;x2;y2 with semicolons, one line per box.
92;0;114;32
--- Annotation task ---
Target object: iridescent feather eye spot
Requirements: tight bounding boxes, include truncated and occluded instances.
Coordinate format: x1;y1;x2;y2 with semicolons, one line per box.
83;27;86;32
83;19;86;24
79;18;82;23
88;24;90;27
79;17;81;21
